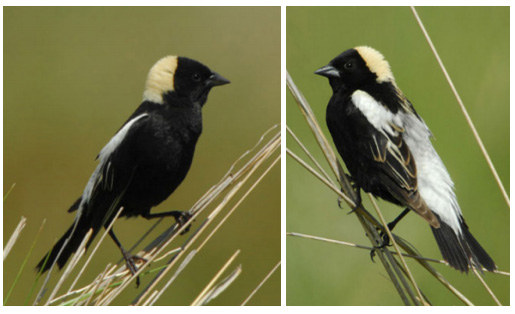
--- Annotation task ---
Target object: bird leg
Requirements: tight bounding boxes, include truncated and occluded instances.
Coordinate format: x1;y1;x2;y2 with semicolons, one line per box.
108;229;146;287
142;210;193;235
385;207;410;233
370;208;411;261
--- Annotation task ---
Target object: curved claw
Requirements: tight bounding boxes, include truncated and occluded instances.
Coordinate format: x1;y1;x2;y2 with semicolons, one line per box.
337;195;344;209
369;230;393;262
121;250;147;287
370;248;377;262
347;192;362;214
176;211;193;235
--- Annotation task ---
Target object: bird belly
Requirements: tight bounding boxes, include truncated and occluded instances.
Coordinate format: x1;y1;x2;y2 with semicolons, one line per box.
122;136;198;216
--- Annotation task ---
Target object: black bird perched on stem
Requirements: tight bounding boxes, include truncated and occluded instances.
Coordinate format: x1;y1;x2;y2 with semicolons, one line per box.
36;56;230;277
315;46;496;272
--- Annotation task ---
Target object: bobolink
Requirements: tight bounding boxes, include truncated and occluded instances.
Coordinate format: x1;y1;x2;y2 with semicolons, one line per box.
37;56;229;276
315;46;495;272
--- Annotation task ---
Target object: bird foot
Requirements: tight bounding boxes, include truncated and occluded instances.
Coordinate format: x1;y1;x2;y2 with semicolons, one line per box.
121;250;147;287
176;211;193;235
369;230;392;262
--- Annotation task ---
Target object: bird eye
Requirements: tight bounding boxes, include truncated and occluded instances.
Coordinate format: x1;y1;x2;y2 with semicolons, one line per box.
192;73;201;81
344;61;354;69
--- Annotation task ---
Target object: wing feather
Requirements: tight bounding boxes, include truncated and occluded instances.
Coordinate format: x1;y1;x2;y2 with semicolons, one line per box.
79;113;149;223
349;90;439;228
371;128;439;228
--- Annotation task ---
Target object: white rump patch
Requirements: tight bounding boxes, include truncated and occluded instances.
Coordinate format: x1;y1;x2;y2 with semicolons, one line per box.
401;113;463;234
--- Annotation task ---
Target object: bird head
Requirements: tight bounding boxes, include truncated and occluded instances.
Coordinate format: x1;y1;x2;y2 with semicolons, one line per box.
315;46;394;93
143;56;230;106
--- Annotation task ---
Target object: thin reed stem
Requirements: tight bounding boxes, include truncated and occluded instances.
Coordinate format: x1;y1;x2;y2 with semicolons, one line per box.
411;6;509;208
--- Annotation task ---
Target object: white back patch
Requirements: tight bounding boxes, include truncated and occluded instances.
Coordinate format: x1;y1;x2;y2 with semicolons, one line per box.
143;56;178;104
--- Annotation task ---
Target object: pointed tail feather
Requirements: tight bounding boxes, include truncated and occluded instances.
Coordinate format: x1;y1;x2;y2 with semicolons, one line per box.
36;218;94;273
430;214;496;272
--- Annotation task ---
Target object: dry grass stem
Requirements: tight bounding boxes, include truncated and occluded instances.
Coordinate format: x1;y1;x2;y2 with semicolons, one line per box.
109;128;279;305
4;216;27;261
286;148;355;208
142;154;279;305
287;232;444;263
132;179;242;304
197;265;242;305
241;261;281;306
44;228;92;305
287;125;332;183
286;74;343;184
83;264;111;306
410;6;509;208
3;218;46;306
3;182;16;201
67;206;125;294
141;291;159;306
190;250;241;306
147;249;198;305
93;266;117;305
14;125;279;306
368;194;425;304
288;71;419;305
472;265;502;305
287;70;504;305
287;147;387;231
152;247;181;263
198;154;280;253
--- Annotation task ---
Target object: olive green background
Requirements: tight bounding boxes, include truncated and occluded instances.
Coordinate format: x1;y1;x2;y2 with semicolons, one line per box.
287;7;509;305
4;7;280;305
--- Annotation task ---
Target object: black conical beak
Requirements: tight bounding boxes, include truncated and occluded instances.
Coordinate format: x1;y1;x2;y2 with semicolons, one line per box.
314;65;340;78
207;72;230;87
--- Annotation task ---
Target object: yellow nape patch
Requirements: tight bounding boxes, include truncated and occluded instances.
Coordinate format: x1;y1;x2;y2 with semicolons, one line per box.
355;46;394;83
143;56;178;104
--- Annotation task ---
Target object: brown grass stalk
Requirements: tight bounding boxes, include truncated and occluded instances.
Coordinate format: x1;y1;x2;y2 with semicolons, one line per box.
29;126;280;306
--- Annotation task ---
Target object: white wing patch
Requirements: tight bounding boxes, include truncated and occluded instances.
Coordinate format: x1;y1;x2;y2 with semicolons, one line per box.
97;114;148;161
351;90;403;137
78;113;149;213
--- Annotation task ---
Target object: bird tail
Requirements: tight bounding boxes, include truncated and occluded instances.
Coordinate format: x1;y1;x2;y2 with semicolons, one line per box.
430;214;496;272
36;216;95;273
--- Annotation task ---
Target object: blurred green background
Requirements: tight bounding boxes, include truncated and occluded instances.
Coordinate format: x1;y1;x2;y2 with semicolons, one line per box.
4;7;280;305
287;6;509;306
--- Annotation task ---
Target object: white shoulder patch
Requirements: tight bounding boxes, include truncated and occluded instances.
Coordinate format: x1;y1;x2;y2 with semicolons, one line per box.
355;46;394;83
98;113;148;161
79;113;148;209
351;90;402;136
143;56;178;104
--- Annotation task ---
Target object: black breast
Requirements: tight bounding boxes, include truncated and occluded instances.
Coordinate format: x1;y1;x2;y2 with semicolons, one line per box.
121;105;202;216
